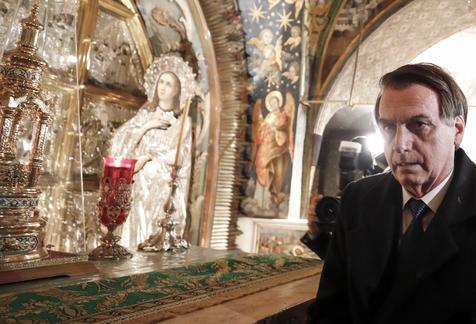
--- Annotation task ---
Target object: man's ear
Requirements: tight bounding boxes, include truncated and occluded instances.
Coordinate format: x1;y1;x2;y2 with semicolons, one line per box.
454;115;465;148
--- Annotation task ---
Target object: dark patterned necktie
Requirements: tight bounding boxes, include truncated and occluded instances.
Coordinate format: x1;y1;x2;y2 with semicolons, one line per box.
400;198;429;249
407;198;429;222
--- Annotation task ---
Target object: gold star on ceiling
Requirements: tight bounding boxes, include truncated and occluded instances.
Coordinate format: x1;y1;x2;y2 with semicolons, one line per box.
249;3;265;23
265;73;278;87
277;9;294;31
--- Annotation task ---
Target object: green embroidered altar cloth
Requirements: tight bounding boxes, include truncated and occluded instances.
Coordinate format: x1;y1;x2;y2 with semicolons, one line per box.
0;254;320;323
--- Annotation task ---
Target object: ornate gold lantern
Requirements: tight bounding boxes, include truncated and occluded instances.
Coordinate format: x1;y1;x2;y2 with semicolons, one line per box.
0;4;51;263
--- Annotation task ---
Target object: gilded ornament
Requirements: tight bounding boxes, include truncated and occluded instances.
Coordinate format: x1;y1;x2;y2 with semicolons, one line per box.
0;4;52;263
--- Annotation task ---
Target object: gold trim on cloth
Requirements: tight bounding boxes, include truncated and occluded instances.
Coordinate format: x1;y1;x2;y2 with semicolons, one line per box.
121;264;321;323
0;253;321;322
0;251;87;271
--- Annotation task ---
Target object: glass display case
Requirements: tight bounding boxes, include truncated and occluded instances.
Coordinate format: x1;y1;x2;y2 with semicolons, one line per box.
0;0;149;270
0;0;239;271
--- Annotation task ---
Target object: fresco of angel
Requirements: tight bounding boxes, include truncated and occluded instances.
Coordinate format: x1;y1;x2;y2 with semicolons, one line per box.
247;28;283;83
282;61;300;85
250;91;295;208
284;25;301;50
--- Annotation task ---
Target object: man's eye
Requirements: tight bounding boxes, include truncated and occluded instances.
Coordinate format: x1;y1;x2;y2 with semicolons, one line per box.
408;120;428;131
380;123;395;133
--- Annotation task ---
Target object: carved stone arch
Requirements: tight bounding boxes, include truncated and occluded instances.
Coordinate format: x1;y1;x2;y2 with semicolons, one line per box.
313;0;412;100
316;0;476;136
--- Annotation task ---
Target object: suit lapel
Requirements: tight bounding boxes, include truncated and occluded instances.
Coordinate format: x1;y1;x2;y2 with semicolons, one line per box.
389;209;459;302
348;174;402;310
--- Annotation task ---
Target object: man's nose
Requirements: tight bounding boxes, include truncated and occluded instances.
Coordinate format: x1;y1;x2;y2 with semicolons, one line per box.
393;125;412;153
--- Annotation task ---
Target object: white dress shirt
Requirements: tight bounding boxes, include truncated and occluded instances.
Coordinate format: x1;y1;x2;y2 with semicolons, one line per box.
401;171;453;233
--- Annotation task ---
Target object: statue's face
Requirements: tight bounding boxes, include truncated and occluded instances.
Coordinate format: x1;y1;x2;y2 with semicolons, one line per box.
156;72;180;102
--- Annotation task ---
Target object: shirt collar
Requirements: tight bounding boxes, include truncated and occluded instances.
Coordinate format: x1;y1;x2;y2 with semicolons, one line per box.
401;171;453;213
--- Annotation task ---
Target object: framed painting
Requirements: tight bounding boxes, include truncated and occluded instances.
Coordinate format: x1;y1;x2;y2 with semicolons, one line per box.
251;219;318;259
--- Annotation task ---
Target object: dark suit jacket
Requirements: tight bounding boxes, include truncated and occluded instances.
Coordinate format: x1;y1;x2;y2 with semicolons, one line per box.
308;149;476;324
301;230;332;260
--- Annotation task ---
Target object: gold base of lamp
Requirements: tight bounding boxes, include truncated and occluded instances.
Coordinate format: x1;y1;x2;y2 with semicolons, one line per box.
88;227;132;260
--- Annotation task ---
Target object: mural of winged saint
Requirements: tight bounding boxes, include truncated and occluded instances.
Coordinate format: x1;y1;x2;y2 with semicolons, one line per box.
250;91;295;212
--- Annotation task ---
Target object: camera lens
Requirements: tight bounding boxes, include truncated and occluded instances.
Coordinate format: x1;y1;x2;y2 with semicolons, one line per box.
316;196;340;224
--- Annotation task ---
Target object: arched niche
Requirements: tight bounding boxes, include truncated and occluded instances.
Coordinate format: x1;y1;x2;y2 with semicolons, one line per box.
0;0;245;253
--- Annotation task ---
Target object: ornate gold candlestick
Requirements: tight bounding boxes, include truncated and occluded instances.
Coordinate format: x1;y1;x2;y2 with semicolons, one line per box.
0;4;52;264
138;165;190;252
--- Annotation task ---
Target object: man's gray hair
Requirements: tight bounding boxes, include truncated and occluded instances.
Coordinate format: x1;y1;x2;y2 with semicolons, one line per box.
375;63;467;125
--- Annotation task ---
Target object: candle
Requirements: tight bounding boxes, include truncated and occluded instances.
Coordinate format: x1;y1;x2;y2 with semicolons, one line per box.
174;98;191;167
98;156;136;227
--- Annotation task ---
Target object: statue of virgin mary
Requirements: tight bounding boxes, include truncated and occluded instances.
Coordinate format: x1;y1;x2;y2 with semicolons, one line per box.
110;55;197;250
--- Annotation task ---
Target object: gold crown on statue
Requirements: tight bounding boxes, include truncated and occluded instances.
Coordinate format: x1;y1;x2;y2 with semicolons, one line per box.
143;55;199;108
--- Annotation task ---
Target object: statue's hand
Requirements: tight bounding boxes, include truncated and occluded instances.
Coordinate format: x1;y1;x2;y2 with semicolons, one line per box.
134;154;152;173
134;119;171;147
142;119;171;132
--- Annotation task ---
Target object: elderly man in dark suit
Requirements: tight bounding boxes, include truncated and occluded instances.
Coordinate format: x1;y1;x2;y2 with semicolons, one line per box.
308;63;476;323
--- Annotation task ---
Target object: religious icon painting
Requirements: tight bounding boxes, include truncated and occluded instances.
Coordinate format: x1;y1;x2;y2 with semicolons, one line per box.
238;0;304;218
252;219;318;259
135;0;203;76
